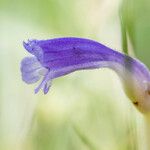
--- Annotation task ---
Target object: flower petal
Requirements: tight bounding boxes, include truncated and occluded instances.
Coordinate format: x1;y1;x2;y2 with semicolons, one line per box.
20;57;48;84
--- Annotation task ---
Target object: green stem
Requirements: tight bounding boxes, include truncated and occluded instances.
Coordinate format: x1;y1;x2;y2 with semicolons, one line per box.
120;14;128;55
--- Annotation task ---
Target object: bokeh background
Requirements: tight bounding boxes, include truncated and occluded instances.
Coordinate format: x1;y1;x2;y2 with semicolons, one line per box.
0;0;150;150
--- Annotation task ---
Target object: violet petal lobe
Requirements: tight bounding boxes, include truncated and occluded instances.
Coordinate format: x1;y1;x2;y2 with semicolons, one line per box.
21;57;48;84
21;37;150;113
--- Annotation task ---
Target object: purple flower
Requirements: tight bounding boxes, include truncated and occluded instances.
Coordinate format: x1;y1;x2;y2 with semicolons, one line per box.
21;37;150;112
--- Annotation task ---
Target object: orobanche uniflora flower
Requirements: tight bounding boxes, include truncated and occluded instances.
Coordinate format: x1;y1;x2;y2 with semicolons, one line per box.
20;37;150;113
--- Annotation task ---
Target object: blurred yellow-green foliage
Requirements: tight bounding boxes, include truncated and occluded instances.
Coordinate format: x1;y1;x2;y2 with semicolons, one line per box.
0;0;149;150
121;0;150;68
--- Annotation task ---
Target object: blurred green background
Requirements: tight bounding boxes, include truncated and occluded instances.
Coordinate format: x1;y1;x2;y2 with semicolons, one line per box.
0;0;150;150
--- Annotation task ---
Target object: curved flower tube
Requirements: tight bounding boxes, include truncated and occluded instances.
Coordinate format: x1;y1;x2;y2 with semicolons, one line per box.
20;37;150;113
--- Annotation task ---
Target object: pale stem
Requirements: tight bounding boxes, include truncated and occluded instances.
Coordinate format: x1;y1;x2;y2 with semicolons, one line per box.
144;114;150;150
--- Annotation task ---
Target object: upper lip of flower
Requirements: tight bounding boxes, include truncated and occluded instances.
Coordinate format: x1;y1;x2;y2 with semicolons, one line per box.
23;40;36;54
23;40;44;61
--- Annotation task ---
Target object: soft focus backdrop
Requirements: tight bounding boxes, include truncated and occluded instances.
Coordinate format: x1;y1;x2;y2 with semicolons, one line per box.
0;0;149;150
